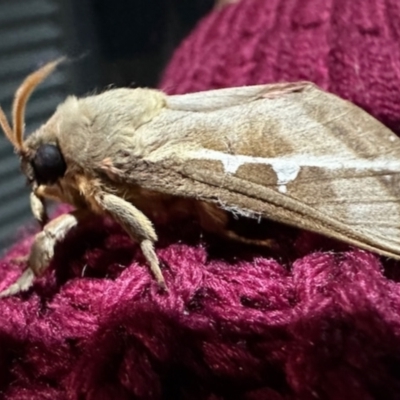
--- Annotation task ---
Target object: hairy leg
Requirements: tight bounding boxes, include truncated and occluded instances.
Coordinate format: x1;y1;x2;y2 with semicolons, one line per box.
30;191;48;226
0;210;88;297
95;192;165;288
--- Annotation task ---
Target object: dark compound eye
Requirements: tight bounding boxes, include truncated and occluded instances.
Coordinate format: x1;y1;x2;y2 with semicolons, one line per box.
31;144;67;185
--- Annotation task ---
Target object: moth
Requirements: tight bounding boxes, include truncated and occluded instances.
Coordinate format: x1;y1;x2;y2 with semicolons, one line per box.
1;59;400;297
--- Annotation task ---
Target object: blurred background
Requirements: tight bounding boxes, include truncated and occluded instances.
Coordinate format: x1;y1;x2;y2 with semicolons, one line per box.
0;0;215;251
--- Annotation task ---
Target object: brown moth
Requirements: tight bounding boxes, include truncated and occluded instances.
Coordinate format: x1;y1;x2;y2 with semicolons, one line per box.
1;59;400;297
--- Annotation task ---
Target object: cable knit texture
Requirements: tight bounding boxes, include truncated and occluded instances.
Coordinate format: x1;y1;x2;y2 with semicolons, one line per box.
1;1;400;399
161;0;400;133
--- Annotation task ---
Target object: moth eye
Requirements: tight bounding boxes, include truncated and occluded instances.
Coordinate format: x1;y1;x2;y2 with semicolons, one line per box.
31;144;67;185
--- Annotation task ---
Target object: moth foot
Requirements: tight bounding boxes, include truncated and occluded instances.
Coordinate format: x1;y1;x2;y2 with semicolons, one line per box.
29;231;54;276
0;268;35;297
140;239;167;290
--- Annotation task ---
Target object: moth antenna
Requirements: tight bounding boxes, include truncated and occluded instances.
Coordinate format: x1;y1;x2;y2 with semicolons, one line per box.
12;57;65;150
0;106;16;147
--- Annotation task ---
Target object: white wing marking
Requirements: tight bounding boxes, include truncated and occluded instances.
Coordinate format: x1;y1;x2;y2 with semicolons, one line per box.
189;149;400;188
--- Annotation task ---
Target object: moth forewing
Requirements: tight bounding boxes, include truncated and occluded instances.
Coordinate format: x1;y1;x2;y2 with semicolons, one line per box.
173;85;400;259
113;83;400;259
1;60;400;298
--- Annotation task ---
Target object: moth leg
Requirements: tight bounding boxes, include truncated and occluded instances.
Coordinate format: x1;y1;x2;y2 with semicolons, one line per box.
31;184;66;227
0;210;88;297
95;193;165;288
197;202;280;248
30;191;48;226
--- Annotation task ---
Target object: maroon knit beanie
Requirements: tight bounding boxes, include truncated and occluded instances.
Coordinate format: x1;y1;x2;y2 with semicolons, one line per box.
1;1;400;399
161;0;400;134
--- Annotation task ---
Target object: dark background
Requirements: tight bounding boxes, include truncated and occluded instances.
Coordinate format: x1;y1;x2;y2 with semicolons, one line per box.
69;0;214;94
0;0;214;251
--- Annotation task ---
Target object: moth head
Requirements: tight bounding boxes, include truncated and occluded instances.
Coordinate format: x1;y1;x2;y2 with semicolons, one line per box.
0;59;67;190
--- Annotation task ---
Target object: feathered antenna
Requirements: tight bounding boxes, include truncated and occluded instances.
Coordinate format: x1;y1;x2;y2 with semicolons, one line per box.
0;58;64;153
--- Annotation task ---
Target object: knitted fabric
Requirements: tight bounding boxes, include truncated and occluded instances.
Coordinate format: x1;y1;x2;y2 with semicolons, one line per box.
161;0;400;134
1;1;400;399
